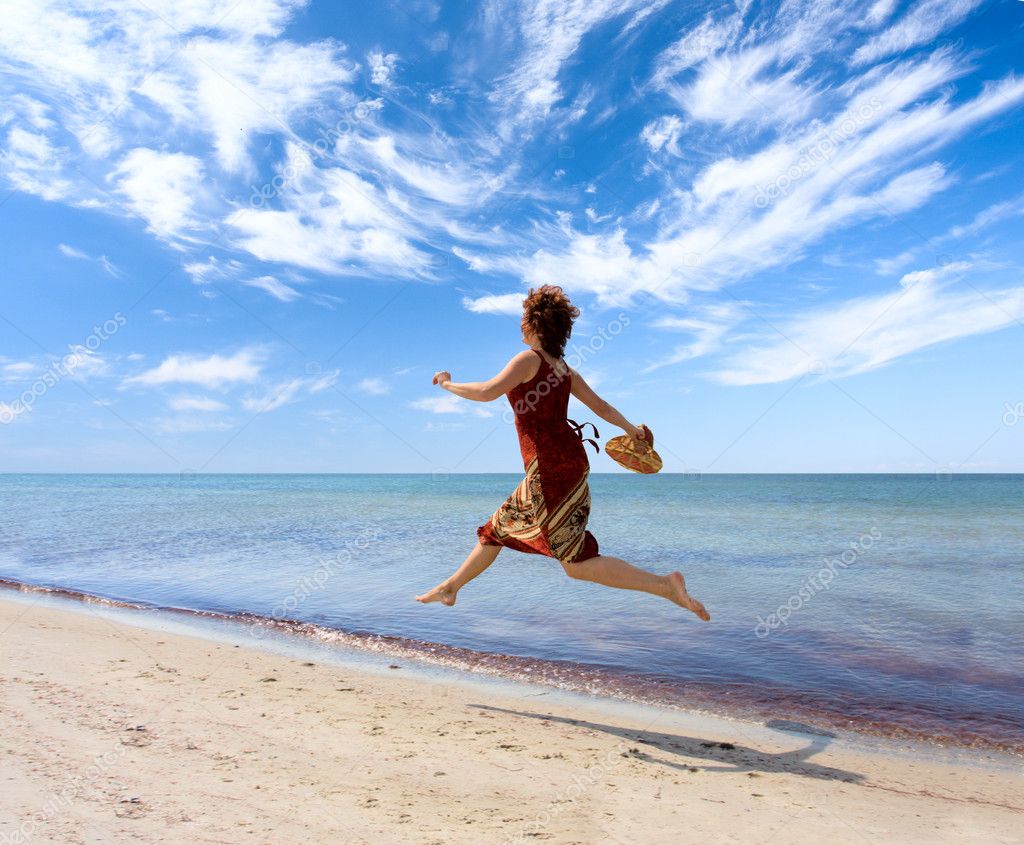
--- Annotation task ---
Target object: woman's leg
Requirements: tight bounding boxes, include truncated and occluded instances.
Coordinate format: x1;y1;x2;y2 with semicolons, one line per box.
561;555;710;620
415;542;502;606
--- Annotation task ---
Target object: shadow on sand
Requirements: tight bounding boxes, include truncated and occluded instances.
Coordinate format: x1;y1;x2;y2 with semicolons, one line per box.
470;704;864;783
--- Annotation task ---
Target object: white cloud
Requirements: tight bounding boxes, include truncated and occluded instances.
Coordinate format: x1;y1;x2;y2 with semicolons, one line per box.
409;394;492;417
183;37;357;175
713;267;1024;385
1;361;36;385
97;255;119;277
874;195;1024;275
112;148;204;240
241;370;337;411
226;144;433;277
58;243;89;260
480;226;643;307
487;0;651;133
124;349;264;389
2;0;1021;352
645;302;746;371
2;126;73;200
367;50;399;87
308;370;339;393
228;204;430;277
897;260;972;289
356;377;390;395
946;197;1024;241
853;0;983;66
490;54;1024;306
183;255;250;290
671;46;819;128
424;420;467;432
184;256;227;284
57;243;120;276
241;275;301;302
3;361;35;375
874;247;919;276
153;416;234;435
0;0;369;274
641;115;684;155
649;11;743;88
3;94;54;131
242;378;305;412
461;292;524;316
168;396;229;412
65;346;109;378
358;134;492;207
863;0;898;28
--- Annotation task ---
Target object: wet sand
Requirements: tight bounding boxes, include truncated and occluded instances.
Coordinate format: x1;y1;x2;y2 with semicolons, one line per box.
1;596;1020;844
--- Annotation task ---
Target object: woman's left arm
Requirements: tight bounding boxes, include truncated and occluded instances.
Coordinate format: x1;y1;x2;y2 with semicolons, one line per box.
433;351;537;403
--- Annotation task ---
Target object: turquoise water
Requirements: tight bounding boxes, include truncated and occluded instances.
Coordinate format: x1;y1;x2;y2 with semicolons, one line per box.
1;473;1021;750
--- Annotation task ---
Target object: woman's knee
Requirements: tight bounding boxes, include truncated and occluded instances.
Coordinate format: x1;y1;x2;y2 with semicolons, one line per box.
560;561;585;579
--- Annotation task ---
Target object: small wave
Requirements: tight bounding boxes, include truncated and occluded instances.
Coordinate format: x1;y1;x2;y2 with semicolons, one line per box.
2;576;1020;756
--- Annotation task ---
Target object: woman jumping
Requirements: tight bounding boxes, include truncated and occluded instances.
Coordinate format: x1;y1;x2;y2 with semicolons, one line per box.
415;285;710;621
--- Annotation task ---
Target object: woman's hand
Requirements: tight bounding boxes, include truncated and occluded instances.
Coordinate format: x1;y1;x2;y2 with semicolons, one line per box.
629;423;648;442
432;370;452;388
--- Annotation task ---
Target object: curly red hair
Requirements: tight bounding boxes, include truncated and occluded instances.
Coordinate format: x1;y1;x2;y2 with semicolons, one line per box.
521;285;580;359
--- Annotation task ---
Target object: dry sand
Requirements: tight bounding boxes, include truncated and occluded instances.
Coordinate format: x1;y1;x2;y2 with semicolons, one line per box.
1;595;1020;844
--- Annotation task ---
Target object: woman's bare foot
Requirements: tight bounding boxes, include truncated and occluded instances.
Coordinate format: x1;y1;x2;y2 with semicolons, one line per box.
666;571;710;621
415;582;457;606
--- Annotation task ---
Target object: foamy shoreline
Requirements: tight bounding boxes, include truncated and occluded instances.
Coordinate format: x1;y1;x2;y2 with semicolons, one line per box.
1;594;1020;844
2;577;1020;756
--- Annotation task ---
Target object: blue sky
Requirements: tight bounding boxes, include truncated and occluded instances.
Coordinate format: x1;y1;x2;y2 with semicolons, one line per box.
1;0;1022;473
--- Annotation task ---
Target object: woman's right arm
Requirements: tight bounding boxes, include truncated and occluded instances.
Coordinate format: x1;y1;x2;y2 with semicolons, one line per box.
569;368;646;440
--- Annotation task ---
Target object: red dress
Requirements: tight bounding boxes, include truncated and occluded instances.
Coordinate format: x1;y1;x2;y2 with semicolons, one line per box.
477;349;600;564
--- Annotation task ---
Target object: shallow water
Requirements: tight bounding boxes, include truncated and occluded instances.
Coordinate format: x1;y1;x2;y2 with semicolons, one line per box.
1;473;1021;751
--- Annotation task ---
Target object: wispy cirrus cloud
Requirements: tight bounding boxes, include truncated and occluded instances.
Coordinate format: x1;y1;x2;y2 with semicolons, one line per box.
945;196;1024;241
240;275;302;302
713;263;1024;385
241;370;340;413
58;243;121;276
502;44;1024;308
645;302;747;372
2;0;1021;398
483;0;654;134
874;194;1024;275
852;0;983;66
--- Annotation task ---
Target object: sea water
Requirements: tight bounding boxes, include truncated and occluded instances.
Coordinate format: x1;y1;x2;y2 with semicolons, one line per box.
1;473;1021;751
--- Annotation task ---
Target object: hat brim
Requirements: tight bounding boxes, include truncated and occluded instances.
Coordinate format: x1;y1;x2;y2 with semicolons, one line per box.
605;434;663;474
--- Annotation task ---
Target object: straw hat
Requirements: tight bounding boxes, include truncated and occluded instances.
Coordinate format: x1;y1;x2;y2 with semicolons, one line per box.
605;424;663;474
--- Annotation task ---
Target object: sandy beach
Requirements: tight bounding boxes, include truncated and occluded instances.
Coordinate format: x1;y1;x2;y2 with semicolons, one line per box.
1;596;1020;844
